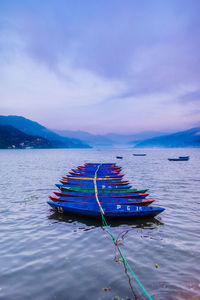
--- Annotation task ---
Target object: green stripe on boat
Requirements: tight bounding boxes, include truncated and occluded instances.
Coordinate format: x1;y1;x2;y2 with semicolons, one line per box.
60;187;148;193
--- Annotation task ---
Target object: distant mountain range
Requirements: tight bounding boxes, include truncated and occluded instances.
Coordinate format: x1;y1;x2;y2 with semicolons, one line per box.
1;115;199;149
134;127;200;147
53;129;114;147
0;125;54;149
0;116;90;148
55;127;200;148
54;129;166;147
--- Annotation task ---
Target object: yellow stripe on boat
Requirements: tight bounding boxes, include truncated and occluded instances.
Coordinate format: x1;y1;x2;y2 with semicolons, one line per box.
66;176;120;181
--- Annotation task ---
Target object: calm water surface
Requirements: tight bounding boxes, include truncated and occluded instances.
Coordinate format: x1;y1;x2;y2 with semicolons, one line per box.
0;148;200;300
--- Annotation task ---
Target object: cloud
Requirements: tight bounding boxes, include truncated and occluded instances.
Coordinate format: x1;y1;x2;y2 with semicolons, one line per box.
180;89;200;103
0;45;127;130
0;0;200;133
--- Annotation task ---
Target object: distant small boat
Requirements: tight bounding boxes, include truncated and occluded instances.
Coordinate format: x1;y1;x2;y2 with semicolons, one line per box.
168;156;190;161
133;154;146;156
178;156;190;160
116;156;123;159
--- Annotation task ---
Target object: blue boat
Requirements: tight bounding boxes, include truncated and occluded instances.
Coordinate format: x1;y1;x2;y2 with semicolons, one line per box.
77;166;121;171
85;163;116;166
49;196;155;206
47;201;164;218
84;163;117;167
62;179;128;185
179;156;189;160
68;173;124;178
55;190;148;199
78;169;121;173
168;156;189;161
72;168;121;173
71;171;121;176
56;183;132;189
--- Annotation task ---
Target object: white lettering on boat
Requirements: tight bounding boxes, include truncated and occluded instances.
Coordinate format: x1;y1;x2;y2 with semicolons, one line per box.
127;206;130;211
117;205;121;210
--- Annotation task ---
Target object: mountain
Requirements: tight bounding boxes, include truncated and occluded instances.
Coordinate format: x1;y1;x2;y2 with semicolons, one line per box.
0;125;54;149
134;127;200;148
54;129;166;147
54;129;114;146
0;116;91;148
104;131;167;144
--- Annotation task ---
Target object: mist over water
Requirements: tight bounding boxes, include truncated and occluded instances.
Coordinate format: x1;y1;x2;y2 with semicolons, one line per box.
0;148;200;300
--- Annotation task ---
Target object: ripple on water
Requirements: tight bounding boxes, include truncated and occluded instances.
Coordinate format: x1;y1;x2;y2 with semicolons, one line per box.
0;148;200;300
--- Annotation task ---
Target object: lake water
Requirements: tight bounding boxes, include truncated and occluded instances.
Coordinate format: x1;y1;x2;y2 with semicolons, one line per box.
0;148;200;300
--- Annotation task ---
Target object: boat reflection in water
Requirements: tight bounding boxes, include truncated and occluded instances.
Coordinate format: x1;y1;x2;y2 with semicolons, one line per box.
48;210;164;229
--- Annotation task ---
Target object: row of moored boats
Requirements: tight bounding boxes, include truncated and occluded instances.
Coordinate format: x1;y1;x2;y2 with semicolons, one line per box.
47;163;165;218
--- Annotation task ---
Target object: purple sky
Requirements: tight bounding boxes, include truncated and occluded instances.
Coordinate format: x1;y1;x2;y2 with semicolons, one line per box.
0;0;200;133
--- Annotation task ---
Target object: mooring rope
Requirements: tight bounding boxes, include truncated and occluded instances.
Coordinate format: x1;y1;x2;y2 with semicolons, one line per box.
93;164;152;300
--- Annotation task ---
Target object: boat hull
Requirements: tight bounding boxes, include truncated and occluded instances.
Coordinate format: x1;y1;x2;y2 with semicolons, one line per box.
72;168;121;175
61;179;129;185
56;183;132;189
47;201;164;218
78;165;120;170
49;196;154;206
168;158;189;161
85;163;116;166
55;190;149;198
57;186;148;194
68;173;124;178
65;176;123;181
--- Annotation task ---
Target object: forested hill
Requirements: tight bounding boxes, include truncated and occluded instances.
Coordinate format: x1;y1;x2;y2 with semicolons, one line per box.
0;125;54;149
134;127;200;148
0;116;91;148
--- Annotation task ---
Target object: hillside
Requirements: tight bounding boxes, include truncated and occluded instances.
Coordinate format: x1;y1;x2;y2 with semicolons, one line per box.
0;116;91;148
54;129;166;147
134;127;200;148
54;129;114;146
104;131;167;144
0;125;54;149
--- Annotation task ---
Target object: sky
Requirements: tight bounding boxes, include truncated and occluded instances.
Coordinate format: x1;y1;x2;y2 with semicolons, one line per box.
0;0;200;134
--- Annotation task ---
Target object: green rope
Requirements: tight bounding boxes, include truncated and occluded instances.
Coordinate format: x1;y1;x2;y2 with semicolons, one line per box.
94;164;152;300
